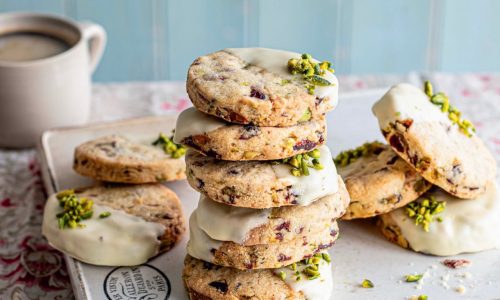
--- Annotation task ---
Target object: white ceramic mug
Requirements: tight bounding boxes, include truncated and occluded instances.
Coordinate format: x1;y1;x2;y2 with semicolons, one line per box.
0;13;106;148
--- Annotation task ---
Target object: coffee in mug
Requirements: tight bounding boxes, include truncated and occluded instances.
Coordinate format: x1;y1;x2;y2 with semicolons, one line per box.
0;32;70;62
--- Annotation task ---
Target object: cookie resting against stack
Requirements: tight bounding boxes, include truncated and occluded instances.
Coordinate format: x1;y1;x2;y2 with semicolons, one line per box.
175;48;351;299
42;132;188;266
335;81;499;256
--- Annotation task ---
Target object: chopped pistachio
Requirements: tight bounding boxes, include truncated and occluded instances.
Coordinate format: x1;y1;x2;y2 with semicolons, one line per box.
99;211;111;218
423;81;475;137
361;279;374;288
405;274;423;282
278;271;286;281
418;295;428;300
405;195;445;232
287;53;335;94
277;252;331;282
280;79;291;86
276;149;323;176
334;141;385;167
152;131;186;158
298;108;312;122
56;190;94;230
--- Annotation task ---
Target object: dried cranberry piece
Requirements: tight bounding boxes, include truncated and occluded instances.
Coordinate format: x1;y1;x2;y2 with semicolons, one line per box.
389;134;406;153
250;87;266;100
277;254;291;262
275;221;291;232
293;139;317;151
442;259;470;269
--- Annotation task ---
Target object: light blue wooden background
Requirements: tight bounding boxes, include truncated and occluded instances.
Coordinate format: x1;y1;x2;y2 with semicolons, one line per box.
0;0;499;82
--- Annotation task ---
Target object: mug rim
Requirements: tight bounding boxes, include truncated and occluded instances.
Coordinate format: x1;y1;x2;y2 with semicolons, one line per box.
0;12;85;68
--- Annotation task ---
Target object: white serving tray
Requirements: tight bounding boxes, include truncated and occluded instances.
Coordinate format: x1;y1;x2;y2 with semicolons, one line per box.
38;89;500;300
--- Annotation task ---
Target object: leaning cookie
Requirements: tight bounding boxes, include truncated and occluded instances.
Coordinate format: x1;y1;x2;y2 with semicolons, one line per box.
188;209;338;270
372;82;496;199
336;142;432;220
183;253;333;300
186;146;339;208
42;184;185;266
187;48;338;127
195;182;349;246
378;183;500;256
73;134;186;183
174;107;326;161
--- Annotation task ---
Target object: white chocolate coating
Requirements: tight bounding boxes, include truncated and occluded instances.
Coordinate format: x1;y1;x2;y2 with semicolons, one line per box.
225;47;339;102
274;254;333;300
390;182;500;256
195;194;270;243
187;211;222;262
271;145;339;205
42;194;165;266
372;83;450;130
173;107;226;143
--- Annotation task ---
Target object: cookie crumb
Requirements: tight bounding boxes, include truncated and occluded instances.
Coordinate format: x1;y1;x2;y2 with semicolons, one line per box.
456;285;466;294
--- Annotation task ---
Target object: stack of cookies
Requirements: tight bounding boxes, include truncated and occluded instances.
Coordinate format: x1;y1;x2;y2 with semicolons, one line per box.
42;134;187;266
175;48;351;299
335;82;500;256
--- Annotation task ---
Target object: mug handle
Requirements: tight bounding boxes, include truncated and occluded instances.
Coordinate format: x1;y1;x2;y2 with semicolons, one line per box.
78;21;107;74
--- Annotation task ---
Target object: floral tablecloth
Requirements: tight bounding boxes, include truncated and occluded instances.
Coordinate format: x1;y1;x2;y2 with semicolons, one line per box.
1;73;500;299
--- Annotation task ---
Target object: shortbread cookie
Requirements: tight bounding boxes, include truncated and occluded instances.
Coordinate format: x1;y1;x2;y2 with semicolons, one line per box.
73;135;186;183
373;83;496;199
188;210;338;270
183;253;333;300
378;183;500;256
42;184;185;266
194;182;349;246
174;108;326;161
186;146;339;208
187;48;338;127
336;142;432;219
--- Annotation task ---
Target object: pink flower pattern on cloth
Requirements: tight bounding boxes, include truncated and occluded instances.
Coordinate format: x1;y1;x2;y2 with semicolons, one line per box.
1;74;500;298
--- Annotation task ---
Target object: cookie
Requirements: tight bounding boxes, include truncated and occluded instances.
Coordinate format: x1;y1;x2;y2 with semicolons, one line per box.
194;181;349;246
174;107;326;161
188;209;338;270
187;48;338;127
186;146;339;208
372;83;496;199
73;135;186;183
378;183;500;256
336;142;432;220
42;183;185;266
183;253;333;300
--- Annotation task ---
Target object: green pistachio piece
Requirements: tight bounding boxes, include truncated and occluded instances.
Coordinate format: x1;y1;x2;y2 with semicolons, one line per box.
310;75;332;86
405;274;423;282
361;279;374;288
298;108;312;122
278;271;286;281
99;211;111;218
418;295;428;300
